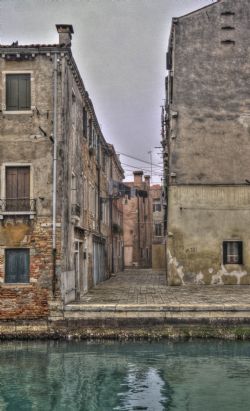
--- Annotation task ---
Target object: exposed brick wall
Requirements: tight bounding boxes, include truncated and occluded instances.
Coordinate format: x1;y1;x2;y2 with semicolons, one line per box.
0;217;61;319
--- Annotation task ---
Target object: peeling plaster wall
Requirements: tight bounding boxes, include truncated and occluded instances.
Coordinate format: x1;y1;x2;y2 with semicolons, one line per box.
167;186;250;285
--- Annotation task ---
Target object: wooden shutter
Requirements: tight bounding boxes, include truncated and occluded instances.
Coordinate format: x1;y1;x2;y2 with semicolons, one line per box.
223;241;227;264
18;74;31;110
6;74;31;111
6;75;19;110
83;107;87;136
6;167;30;211
238;241;243;265
5;249;29;283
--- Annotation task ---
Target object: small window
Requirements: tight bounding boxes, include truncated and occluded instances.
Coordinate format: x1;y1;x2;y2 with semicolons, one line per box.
221;11;235;16
155;223;162;237
5;249;30;283
88;119;93;146
83;107;87;137
153;200;161;212
223;241;243;264
6;74;31;111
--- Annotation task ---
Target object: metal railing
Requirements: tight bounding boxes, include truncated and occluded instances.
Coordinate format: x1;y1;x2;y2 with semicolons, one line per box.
0;198;36;212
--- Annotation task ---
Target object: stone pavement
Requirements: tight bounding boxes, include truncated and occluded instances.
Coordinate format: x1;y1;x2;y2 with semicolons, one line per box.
65;269;250;317
69;269;250;306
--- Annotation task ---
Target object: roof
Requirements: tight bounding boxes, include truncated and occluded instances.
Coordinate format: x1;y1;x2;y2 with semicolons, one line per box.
0;43;65;49
179;0;220;19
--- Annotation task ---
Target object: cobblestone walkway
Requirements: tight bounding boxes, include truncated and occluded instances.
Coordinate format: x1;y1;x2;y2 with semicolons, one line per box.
72;269;250;307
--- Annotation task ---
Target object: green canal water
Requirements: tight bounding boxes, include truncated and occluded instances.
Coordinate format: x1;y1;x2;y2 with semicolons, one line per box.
0;340;250;411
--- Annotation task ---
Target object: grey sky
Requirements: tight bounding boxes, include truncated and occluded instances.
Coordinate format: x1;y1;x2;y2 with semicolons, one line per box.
0;0;213;182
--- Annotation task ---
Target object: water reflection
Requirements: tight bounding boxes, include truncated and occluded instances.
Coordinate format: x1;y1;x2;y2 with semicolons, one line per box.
0;341;250;410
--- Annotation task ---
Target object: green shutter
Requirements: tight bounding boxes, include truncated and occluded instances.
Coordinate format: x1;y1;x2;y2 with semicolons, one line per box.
6;74;31;111
19;74;31;110
5;249;30;283
6;75;19;110
223;242;227;265
238;242;243;265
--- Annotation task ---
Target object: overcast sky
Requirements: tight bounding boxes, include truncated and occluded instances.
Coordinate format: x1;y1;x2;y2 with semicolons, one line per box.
0;0;213;182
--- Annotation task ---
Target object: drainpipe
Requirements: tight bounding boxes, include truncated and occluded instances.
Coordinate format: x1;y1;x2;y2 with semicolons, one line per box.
52;53;58;297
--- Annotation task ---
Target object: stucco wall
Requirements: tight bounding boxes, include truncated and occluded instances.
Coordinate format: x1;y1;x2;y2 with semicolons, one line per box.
169;0;250;185
167;186;250;285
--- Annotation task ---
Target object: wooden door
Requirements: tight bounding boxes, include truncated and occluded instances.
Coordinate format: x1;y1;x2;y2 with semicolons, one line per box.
6;167;30;211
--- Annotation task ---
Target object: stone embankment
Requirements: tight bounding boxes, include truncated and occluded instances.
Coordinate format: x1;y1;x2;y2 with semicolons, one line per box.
2;270;250;340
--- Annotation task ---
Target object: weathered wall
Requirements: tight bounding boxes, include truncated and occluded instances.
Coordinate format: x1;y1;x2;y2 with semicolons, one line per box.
169;0;250;185
166;0;250;285
152;244;165;269
0;218;61;319
168;186;250;285
123;175;152;268
0;54;57;318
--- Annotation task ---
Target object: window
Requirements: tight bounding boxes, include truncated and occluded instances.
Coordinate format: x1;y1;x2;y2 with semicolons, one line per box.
6;166;30;211
153;200;161;212
5;249;30;283
6;74;31;111
223;241;243;264
83;107;87;137
88;119;93;146
155;223;162;237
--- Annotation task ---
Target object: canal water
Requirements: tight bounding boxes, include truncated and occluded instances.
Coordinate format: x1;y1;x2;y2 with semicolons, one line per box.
0;340;250;411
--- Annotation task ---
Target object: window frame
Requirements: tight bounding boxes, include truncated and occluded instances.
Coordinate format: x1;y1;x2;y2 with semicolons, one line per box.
2;70;34;114
154;223;163;237
5;248;30;284
223;240;243;265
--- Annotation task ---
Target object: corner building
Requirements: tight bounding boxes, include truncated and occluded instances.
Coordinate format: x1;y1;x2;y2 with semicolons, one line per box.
0;25;123;319
164;0;250;285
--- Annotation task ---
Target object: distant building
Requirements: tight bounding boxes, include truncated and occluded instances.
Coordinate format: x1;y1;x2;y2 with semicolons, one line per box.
163;0;250;285
123;171;152;268
151;185;166;269
0;24;124;320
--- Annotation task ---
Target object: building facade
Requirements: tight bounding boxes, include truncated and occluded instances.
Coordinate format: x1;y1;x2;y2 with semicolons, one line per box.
164;0;250;285
123;171;152;268
151;184;165;269
0;25;124;320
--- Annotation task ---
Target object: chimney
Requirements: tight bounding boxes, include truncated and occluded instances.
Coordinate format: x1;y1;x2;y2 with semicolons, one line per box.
133;171;143;186
144;175;150;186
56;24;74;47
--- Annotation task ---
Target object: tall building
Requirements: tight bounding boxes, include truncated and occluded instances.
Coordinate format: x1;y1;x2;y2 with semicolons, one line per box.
151;184;166;269
123;171;152;268
163;0;250;285
0;25;124;319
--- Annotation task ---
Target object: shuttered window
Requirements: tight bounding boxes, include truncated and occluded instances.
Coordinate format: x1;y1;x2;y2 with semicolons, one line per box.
223;241;243;264
5;249;30;283
6;166;30;211
6;74;31;111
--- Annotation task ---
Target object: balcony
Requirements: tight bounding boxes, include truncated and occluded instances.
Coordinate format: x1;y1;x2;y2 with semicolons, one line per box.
0;198;36;218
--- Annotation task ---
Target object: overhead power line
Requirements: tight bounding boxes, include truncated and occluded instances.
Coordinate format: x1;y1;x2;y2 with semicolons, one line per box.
117;152;162;168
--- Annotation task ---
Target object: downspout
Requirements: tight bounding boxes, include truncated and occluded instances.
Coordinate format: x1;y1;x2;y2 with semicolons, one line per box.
52;53;58;297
